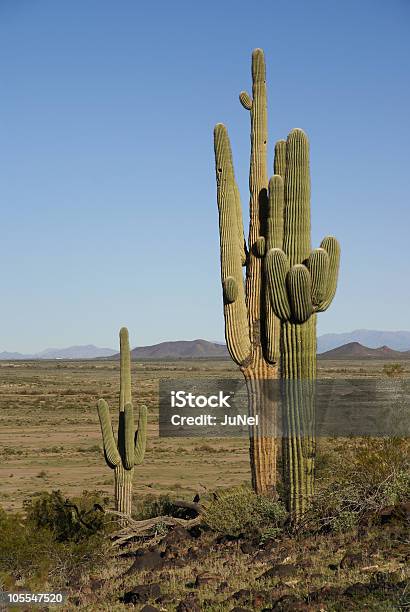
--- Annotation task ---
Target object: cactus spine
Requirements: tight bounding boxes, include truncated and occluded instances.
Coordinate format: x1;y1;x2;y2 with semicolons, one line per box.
265;129;340;519
97;327;147;516
214;49;281;495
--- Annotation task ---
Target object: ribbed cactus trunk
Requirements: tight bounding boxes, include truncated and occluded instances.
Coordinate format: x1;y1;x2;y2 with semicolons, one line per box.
244;374;277;494
281;320;316;517
266;129;340;520
114;465;134;516
214;50;280;496
97;328;147;519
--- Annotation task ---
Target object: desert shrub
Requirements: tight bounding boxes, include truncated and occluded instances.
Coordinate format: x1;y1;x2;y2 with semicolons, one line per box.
132;494;189;520
24;490;109;542
302;437;410;533
203;485;287;539
0;506;55;586
383;363;405;378
0;493;109;591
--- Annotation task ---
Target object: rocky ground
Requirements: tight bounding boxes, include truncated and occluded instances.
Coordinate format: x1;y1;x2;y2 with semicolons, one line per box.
70;501;409;611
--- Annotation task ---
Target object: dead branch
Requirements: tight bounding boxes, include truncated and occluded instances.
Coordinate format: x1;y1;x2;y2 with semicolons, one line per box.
102;509;202;546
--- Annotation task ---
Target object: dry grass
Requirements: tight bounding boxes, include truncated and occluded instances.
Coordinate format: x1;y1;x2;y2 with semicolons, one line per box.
0;358;406;511
0;358;408;610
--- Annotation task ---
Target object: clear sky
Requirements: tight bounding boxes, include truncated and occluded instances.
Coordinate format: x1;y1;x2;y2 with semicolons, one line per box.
1;0;409;352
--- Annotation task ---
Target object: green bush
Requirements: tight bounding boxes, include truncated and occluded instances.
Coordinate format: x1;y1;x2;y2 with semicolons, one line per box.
0;491;110;591
0;506;55;587
24;490;109;542
303;438;410;533
132;493;189;520
203;486;287;539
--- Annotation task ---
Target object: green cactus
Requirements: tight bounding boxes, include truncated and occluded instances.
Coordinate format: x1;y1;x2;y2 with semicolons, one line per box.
97;327;147;517
265;128;340;519
214;49;282;495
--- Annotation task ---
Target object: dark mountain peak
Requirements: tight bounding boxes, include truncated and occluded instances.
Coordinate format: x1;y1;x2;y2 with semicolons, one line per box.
124;339;229;360
319;342;410;360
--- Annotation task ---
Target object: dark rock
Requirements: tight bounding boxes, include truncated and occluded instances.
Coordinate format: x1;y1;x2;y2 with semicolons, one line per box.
163;544;180;560
215;533;241;544
370;570;402;586
189;525;203;538
162;525;193;546
240;541;256;554
328;563;339;571
307;585;343;602
165;557;186;568
340;551;364;569
258;564;297;580
124;549;164;574
140;606;160;612
360;501;410;534
176;592;201;612
252;591;269;608
122;583;161;604
233;589;251;601
343;582;370;597
270;594;306;611
89;578;104;591
195;572;219;587
186;546;199;560
217;580;229;593
155;595;174;604
254;548;276;562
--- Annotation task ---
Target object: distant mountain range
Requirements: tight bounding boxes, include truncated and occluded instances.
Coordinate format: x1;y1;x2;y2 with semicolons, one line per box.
318;341;410;360
317;329;410;352
124;339;229;360
0;345;116;360
2;330;410;361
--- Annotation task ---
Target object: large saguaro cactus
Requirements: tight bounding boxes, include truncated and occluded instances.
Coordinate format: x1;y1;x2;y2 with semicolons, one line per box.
214;49;280;495
265;128;340;518
97;327;147;516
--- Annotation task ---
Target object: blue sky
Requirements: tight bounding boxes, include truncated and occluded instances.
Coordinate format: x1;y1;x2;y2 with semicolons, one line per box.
1;0;409;352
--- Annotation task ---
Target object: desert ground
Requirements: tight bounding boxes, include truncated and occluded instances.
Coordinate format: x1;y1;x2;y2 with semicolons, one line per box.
0;357;405;510
0;359;408;612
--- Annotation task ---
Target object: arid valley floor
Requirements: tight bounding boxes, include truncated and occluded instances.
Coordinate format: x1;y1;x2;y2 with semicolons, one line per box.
0;358;409;611
0;357;402;511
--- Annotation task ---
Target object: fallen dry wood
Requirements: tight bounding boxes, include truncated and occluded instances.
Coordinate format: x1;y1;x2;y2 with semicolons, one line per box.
103;506;203;546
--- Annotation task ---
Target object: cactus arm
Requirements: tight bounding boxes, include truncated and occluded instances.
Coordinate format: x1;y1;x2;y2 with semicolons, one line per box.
318;236;341;310
239;90;252;110
134;405;147;465
255;236;265;257
287;264;314;323
262;173;285;363
214;123;251;366
283;129;311;266
274;139;287;178
266;175;284;251
265;248;291;321
234;182;247;265
97;399;121;468
119;327;132;411
123;402;135;470
223;276;239;303
306;248;329;307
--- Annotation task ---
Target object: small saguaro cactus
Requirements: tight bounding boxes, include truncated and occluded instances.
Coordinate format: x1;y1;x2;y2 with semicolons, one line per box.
265;128;340;519
97;327;147;517
214;49;280;496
